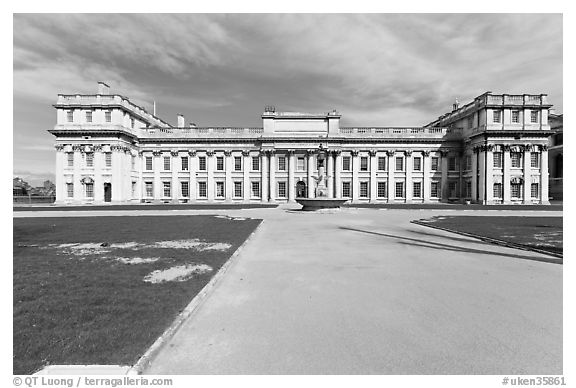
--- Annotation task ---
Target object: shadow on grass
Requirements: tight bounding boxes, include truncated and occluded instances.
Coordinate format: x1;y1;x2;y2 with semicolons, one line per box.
339;226;562;265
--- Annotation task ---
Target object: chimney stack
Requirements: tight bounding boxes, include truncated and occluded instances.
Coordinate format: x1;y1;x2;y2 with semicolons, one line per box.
97;81;110;95
177;114;185;127
452;98;459;111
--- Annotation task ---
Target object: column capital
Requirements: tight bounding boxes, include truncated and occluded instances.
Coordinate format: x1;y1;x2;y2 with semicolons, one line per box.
351;150;359;157
206;150;215;157
93;144;103;152
405;150;413;156
368;149;377;157
242;150;251;157
170;150;179;157
306;149;317;156
539;144;548;152
188;150;197;157
138;151;144;156
55;144;65;151
423;150;431;157
386;150;395;157
72;144;83;152
502;144;512;152
152;150;162;157
522;144;533;152
439;149;450;156
287;149;296;156
331;150;342;156
472;146;481;154
224;150;233;157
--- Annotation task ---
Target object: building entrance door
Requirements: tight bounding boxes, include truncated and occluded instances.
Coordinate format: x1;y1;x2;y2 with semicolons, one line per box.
104;183;112;202
296;181;307;198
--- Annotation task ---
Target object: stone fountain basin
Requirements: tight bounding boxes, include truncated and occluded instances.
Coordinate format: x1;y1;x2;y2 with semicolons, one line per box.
295;198;348;211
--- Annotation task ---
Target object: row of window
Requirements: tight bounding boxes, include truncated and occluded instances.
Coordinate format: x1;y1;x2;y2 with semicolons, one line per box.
493;110;539;124
493;183;540;199
492;152;540;169
66;152;137;169
66;110;136;129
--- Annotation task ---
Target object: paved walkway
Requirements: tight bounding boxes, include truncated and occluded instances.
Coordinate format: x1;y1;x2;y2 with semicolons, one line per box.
14;207;563;374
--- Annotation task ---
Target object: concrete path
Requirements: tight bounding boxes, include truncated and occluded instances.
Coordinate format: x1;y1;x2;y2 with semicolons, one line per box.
136;207;562;375
13;207;563;374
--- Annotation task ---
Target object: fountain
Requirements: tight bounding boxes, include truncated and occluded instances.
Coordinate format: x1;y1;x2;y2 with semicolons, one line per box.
296;146;348;211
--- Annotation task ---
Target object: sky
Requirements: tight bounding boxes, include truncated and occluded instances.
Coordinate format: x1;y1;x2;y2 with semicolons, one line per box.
13;13;563;186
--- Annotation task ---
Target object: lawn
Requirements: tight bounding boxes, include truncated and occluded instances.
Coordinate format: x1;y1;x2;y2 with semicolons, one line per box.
412;216;562;256
13;215;261;374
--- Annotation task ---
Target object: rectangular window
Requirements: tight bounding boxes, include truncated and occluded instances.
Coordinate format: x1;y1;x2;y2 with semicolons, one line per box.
85;152;94;167
163;156;171;171
378;157;386;171
105;153;112;168
395;181;404;198
163;182;171;197
86;111;92;123
530;152;539;168
465;181;472;198
105;110;112;123
431;157;439;171
531;183;539;198
251;181;260;197
234;156;242;171
130;117;135;128
511;183;522;198
359;181;368;198
67;152;74;167
199;156;206;171
297;157;305;171
145;156;153;171
512;110;520;123
145;182;153;197
342;182;351;197
467;116;474;129
493;152;503;168
181;156;189;171
413;157;422;171
131;182;136;197
465;155;472;171
252;156;260;171
413;181;422;198
278;181;286;198
493;110;501;123
431;182;439;198
360;157;368;172
342;156;351;171
511;152;522;168
198;182;207;198
448;157;457;171
216;156;224;171
66;183;74;198
449;181;458;197
493;183;502;198
530;110;538;123
395;157;404;171
377;181;387;198
278;156;286;171
234;181;243;197
66;110;73;122
216;182;225;198
181;181;189;197
85;183;94;198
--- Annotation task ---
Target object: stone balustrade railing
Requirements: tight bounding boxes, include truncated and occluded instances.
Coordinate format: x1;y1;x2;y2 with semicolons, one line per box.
339;127;461;137
141;127;265;138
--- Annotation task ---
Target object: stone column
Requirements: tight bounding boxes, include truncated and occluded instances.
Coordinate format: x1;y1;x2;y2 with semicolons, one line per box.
269;150;276;202
485;145;494;204
471;148;478;202
288;150;296;202
261;150;268;202
189;151;197;201
242;150;251;202
522;144;532;204
54;144;65;203
440;150;449;202
307;150;315;198
334;151;342;198
137;151;143;202
207;150;215;201
73;145;82;202
112;145;124;202
224;150;233;202
153;150;162;201
540;145;550;204
369;150;377;202
171;150;179;203
327;150;335;198
423;151;431;202
351;150;359;202
405;150;413;203
93;145;104;203
387;150;395;202
503;145;511;204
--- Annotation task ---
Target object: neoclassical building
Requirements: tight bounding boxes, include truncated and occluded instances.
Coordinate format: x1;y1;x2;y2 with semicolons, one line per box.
50;82;552;205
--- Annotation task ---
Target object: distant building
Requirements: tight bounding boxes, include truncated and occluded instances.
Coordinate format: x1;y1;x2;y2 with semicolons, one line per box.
548;113;563;200
50;82;553;205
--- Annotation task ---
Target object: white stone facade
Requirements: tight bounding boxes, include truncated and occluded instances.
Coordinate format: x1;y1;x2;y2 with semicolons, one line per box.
50;84;552;205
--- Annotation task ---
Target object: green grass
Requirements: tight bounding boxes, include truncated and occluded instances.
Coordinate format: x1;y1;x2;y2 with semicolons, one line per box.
13;215;261;374
413;216;562;256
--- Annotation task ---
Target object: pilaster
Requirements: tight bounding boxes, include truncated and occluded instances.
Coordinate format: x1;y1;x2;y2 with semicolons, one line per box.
369;150;377;202
405;150;413;203
54;145;65;203
351;150;359;202
334;151;342;198
327;150;335;198
540;145;550;204
288;150;296;202
261;150;269;202
189;151;197;201
522;144;532;204
423;151;431;202
242;150;251;202
307;150;315;199
440;150;449;202
93;144;104;203
207;150;215;201
225;150;233;202
153;150;162;202
269;150;276;202
387;150;395;202
503;145;511;204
